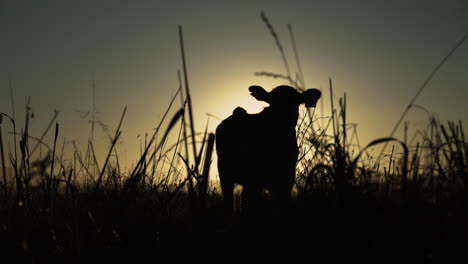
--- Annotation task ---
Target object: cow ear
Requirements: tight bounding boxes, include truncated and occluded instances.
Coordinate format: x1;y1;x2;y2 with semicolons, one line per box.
301;88;322;107
249;85;269;102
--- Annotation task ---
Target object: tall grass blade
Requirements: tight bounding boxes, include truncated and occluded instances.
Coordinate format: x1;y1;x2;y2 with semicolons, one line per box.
329;78;337;138
288;24;305;89
195;118;210;168
94;107;127;191
128;87;181;180
0;114;7;202
10;81;18;164
179;25;198;168
124;108;184;194
30;110;59;156
178;70;195;194
379;31;468;161
199;133;215;208
49;122;59;209
261;11;292;84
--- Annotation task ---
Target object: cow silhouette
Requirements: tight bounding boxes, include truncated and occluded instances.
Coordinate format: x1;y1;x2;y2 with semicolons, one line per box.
215;85;321;215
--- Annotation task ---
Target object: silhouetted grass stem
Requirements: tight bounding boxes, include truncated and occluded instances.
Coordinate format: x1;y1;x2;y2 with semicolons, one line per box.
0;115;7;202
179;25;198;167
94;107;127;192
261;11;292;85
379;31;468;161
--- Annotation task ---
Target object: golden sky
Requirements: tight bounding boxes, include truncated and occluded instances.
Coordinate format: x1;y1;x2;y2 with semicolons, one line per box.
1;0;467;179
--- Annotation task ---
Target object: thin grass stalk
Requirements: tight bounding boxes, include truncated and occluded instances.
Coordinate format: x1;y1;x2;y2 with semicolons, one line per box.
379;31;468;161
199;133;215;208
153;136;166;185
298;119;313;149
195;119;210;168
287;23;319;138
288;24;305;89
426;118;437;183
440;124;455;162
401;144;409;200
178;25;198;169
72;141;93;188
329;78;337;138
88;141;100;176
142;133;148;184
58;137;66;180
90;73;96;143
73;150;77;184
49;122;59;210
298;122;330;164
0;115;7;203
129;87;181;179
94;107;127;191
19;98;32;206
261;11;292;84
449;122;465;170
297;109;309;133
319;86;325;128
342;93;347;155
438;125;453;174
459;121;468;169
411;143;422;183
151;137;158;180
330;88;348;196
65;166;73;198
388;145;395;177
449;122;468;187
113;145;121;177
164;107;185;189
10;82;18;165
30;110;59;156
178;70;195;195
83;73;97;177
125;108;184;195
144;113;181;176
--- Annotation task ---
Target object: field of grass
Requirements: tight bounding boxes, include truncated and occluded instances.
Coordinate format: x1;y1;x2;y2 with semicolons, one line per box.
1;14;467;263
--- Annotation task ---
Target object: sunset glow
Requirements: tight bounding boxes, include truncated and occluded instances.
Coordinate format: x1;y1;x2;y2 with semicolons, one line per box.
2;1;468;261
2;2;467;177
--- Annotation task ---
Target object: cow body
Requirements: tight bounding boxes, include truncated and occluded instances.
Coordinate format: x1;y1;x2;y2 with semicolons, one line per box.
215;85;321;214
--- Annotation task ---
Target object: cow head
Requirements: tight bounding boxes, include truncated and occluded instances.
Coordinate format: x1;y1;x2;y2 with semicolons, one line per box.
249;85;321;108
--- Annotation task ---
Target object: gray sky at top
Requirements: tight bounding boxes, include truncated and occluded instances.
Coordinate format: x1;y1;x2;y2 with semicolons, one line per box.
1;0;467;168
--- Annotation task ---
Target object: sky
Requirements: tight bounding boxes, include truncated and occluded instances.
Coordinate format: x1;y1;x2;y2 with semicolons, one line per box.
1;0;468;178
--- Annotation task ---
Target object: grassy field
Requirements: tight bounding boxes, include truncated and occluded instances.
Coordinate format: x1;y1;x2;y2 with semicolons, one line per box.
1;90;467;263
1;15;467;263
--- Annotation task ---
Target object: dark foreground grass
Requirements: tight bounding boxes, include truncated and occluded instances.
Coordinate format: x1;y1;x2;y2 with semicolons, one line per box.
1;95;468;263
1;185;467;263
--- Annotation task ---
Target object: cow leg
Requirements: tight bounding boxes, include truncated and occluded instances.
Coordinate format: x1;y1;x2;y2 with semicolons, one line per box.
220;179;234;214
241;184;262;218
216;178;235;231
271;187;294;239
